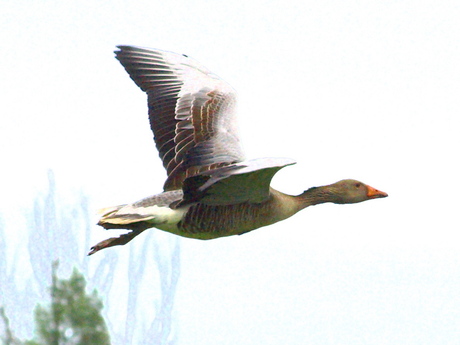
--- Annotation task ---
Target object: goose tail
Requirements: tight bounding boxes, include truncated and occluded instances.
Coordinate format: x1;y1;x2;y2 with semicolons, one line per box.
90;204;155;256
97;204;156;229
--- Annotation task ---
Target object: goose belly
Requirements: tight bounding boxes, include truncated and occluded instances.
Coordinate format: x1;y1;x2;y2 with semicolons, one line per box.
168;202;282;239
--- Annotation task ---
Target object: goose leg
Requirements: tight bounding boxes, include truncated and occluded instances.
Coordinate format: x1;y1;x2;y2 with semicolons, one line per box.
88;229;146;256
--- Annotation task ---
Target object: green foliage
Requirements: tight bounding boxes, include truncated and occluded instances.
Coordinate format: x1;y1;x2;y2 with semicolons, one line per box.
0;307;22;345
1;261;110;345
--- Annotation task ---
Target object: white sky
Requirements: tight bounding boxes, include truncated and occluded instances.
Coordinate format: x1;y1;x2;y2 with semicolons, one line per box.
2;0;460;344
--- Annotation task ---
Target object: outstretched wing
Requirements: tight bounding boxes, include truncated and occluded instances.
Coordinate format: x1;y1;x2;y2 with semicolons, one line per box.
178;158;296;206
115;46;245;191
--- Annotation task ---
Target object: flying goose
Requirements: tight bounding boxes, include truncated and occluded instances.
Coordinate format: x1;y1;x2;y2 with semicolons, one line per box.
88;46;387;255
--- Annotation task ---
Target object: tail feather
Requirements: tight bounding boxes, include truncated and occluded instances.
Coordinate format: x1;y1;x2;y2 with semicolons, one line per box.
91;197;185;254
92;203;168;255
97;204;156;227
97;204;125;216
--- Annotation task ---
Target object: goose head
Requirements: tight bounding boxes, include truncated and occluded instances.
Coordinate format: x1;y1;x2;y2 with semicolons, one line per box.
329;179;388;204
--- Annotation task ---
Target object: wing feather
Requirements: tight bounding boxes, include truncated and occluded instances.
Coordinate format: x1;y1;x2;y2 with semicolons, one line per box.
178;158;297;206
115;46;245;191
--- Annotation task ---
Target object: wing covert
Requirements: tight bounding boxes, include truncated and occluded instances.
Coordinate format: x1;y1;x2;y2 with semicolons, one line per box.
178;158;297;206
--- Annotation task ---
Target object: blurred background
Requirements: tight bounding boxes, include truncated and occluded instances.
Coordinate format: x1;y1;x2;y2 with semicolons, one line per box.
1;0;460;344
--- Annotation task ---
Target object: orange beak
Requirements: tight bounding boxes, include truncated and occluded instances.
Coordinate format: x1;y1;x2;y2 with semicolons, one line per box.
366;185;388;199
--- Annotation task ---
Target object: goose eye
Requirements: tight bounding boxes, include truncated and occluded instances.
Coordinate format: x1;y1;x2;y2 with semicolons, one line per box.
355;183;361;188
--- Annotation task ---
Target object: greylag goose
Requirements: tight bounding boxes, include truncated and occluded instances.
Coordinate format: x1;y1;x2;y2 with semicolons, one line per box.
88;46;387;255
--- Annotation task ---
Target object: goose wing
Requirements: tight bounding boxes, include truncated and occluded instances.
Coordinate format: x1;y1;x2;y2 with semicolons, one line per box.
115;46;245;191
177;157;296;206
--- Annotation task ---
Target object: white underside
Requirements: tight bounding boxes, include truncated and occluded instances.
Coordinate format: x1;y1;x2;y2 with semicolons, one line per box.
103;204;188;232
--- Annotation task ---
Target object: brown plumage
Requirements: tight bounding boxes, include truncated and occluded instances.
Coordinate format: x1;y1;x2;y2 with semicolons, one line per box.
88;46;387;256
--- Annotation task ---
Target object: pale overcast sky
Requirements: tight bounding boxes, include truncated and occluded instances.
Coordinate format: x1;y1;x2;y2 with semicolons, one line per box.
1;0;460;344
